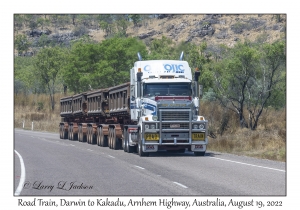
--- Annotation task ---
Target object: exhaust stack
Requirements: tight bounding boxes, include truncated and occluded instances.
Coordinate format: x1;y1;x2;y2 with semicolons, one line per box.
179;51;184;60
137;52;142;61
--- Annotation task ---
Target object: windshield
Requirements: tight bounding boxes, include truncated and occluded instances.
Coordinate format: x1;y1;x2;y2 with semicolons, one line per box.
143;83;192;98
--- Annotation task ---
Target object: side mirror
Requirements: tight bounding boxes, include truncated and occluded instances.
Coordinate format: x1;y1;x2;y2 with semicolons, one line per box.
131;96;135;101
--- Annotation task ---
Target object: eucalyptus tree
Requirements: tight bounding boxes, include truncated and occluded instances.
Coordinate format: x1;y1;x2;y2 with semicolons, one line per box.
34;46;67;111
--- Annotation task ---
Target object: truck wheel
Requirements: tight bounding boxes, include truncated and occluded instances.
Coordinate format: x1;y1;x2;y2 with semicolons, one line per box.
59;125;63;139
97;127;101;146
78;126;82;142
68;126;71;140
194;151;206;156
63;126;68;139
112;128;119;150
123;129;127;152
138;140;149;157
86;127;89;143
70;125;74;140
102;135;108;147
87;126;91;144
108;128;112;148
125;131;134;153
91;128;96;145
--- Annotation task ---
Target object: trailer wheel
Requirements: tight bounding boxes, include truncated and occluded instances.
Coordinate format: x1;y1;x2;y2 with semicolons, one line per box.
194;151;206;156
108;128;111;148
70;125;74;140
112;127;119;150
78;126;82;142
123;129;127;152
63;125;68;139
97;127;101;146
68;125;71;140
91;128;96;145
87;126;91;144
100;127;108;147
59;124;63;139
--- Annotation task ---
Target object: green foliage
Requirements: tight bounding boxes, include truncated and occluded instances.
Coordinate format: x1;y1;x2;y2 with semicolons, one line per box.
129;14;141;27
207;40;286;129
14;34;31;55
62;36;147;93
34;47;67;110
148;36;177;60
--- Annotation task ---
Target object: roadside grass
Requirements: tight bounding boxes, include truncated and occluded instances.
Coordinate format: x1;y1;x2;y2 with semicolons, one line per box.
14;93;286;162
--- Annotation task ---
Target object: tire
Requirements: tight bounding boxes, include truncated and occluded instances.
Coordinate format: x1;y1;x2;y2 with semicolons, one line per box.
100;128;108;147
123;129;127;152
97;127;101;146
87;126;91;144
63;126;68;139
59;124;63;139
138;140;149;157
86;127;89;143
194;151;206;156
70;125;74;140
78;126;82;142
82;126;87;142
112;128;119;150
91;130;96;145
73;127;78;141
125;130;134;153
68;126;71;140
108;128;112;148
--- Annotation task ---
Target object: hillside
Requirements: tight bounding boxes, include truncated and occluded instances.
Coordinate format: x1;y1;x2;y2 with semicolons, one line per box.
15;14;286;56
96;14;286;46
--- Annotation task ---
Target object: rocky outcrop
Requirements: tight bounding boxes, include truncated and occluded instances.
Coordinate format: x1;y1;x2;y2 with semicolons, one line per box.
27;28;51;37
138;30;161;39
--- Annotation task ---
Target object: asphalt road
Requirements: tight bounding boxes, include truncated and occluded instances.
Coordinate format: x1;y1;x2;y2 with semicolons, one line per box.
14;129;286;196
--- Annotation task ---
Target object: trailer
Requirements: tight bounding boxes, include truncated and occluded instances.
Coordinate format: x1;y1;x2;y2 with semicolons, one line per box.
59;52;208;156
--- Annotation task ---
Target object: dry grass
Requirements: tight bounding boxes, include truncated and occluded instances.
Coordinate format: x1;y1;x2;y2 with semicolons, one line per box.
200;101;286;162
14;93;65;133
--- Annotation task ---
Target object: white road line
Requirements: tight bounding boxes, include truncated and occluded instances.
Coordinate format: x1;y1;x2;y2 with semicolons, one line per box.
14;150;26;196
209;157;285;172
108;155;115;158
173;182;188;189
70;144;75;146
134;165;145;170
87;149;93;151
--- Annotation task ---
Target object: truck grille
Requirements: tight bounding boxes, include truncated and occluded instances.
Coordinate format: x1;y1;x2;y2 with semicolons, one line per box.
161;123;190;129
160;110;190;121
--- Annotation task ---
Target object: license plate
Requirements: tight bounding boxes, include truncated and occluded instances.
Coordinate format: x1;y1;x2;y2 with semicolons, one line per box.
145;133;159;140
146;145;155;150
170;124;180;128
192;133;205;140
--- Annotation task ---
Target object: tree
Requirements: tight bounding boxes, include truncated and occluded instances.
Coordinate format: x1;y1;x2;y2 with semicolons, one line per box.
34;47;66;111
62;40;101;93
148;36;177;60
14;34;31;55
245;41;286;129
129;14;141;27
62;36;147;92
212;42;260;128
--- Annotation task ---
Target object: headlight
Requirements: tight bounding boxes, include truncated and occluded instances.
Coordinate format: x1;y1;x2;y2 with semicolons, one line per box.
145;124;150;129
152;115;158;121
199;123;205;129
193;124;198;129
150;124;156;129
